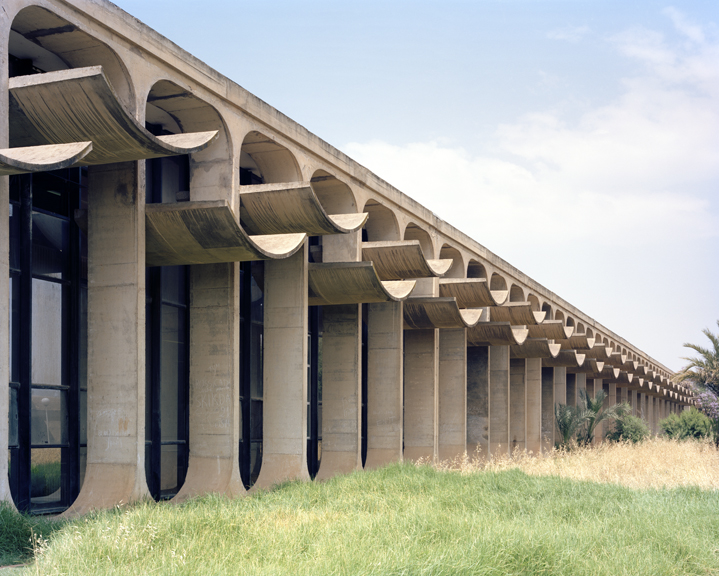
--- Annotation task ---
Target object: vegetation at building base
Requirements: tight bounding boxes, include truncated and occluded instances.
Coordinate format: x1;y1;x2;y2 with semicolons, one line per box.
605;414;650;444
673;319;719;445
1;439;718;576
660;408;714;440
554;389;630;449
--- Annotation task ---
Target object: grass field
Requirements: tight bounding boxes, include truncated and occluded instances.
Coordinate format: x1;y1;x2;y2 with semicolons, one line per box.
2;439;718;575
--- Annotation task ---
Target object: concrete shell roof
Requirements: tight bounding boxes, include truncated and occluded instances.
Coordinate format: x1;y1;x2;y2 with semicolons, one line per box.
509;338;561;359
145;200;306;266
467;322;529;347
0;141;92;176
542;350;586;368
362;241;453;280
527;320;574;340
557;333;596;351
239;182;368;236
403;297;483;330
583;345;614;361
308;262;415;306
438;278;508;307
9;66;218;164
489;302;546;325
568;359;604;375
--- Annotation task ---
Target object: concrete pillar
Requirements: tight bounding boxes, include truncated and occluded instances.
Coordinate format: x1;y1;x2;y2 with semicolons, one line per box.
67;162;150;515
175;263;244;501
315;304;362;480
592;379;603;444
253;245;310;489
566;373;577;407
467;346;489;458
489;346;510;457
509;359;527;453
576;373;586;404
526;358;542;454
616;386;625;405
403;329;438;462
364;301;403;469
438;329;467;461
629;389;636;416
553;367;567;441
604;382;617;439
541;366;554;452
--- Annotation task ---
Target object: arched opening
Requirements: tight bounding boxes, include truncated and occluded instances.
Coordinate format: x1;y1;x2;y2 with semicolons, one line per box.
566;317;575;328
404;223;434;260
439;244;464;278
490;273;507;293
509;284;524;303
240;131;301;184
467;259;487;280
310;170;357;215
586;328;594;339
577;322;585;334
541;302;553;319
7;5;134;514
527;294;540;312
362;199;400;242
555;310;565;324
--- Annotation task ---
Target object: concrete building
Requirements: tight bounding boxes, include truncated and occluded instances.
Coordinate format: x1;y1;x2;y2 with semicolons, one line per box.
0;0;693;515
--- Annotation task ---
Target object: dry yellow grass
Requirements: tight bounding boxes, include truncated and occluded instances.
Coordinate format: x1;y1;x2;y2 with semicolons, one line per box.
428;438;719;490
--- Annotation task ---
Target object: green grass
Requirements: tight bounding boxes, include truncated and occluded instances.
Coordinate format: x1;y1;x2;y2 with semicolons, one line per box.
4;464;719;575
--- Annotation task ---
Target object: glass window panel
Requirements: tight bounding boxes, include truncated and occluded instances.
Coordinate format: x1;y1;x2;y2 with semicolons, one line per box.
9;275;20;383
160;266;186;306
79;286;88;391
160;444;179;495
161;304;186;443
250;441;262;486
32;213;68;278
31;279;63;386
250;322;263;398
250;400;263;442
9;203;20;270
31;448;62;503
79;447;87;491
145;296;152;443
79;389;87;445
31;389;67;446
9;387;19;448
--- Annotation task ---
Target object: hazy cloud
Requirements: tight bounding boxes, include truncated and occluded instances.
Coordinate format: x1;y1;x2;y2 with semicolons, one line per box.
547;25;590;43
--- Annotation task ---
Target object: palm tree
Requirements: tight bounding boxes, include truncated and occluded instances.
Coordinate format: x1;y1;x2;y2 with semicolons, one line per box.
674;320;719;397
575;389;630;447
554;403;587;448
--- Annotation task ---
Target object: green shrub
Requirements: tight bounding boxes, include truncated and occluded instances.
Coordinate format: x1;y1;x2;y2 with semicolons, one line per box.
606;414;650;443
660;408;713;440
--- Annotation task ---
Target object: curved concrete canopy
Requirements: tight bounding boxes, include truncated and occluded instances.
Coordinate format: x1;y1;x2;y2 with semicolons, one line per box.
527;320;574;340
362;241;453;280
593;365;621;380
239;182;368;235
145;200;306;266
467;323;529;347
509;338;561;359
0;141;92;175
438;278;507;307
308;262;415;306
568;359;604;375
543;350;586;368
606;371;633;386
9;67;218;164
606;352;628;368
557;333;596;351
489;302;546;325
583;344;614;361
403;297;483;330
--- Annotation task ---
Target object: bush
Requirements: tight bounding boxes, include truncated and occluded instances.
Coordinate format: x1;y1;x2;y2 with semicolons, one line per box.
605;414;650;443
660;408;713;440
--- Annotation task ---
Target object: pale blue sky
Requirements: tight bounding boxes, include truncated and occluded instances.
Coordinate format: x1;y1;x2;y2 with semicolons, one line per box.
113;0;719;371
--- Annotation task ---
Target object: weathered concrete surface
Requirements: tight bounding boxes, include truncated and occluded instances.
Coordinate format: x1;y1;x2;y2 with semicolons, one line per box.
557;333;596;351
404;329;439;462
510;338;560;359
0;141;92;176
253;246;310;490
439;278;507;307
489;303;546;325
467;346;489;458
364;301;404;469
510;359;526;453
527;320;573;340
489;346;510;457
173;263;244;502
363;240;452;280
526;358;542;454
438;329;467;461
239;181;367;235
543;350;585;368
404;297;482;330
10;67;217;163
145;200;307;266
316;304;362;480
553;367;567;442
541;366;554;452
467;322;528;347
308;262;415;306
64;162;150;516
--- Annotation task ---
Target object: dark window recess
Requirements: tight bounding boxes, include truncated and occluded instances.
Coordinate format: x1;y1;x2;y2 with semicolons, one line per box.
240;167;263;186
8;53;44;78
307;305;322;479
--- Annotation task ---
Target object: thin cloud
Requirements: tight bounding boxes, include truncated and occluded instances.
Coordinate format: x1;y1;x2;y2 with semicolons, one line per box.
547;25;590;43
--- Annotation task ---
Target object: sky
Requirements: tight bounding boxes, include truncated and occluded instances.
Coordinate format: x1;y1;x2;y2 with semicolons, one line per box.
111;0;719;371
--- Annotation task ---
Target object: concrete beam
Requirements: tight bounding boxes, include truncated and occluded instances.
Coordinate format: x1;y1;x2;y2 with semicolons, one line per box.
526;358;542;454
489;346;510;457
509;359;527;453
467;346;489;458
438;328;467;461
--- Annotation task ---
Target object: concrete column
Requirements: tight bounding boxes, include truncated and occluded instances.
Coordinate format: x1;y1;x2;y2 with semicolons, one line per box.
403;329;439;462
553;367;567;441
616;386;625;405
315;305;362;480
540;366;554;452
67;162;150;515
526;358;542;454
576;373;586;404
438;329;467;461
364;301;403;469
566;373;576;406
585;379;594;398
489;346;510;457
604;382;617;439
253;245;310;489
592;379;603;444
467;346;489;458
629;390;636;416
509;359;527;453
175;263;244;501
